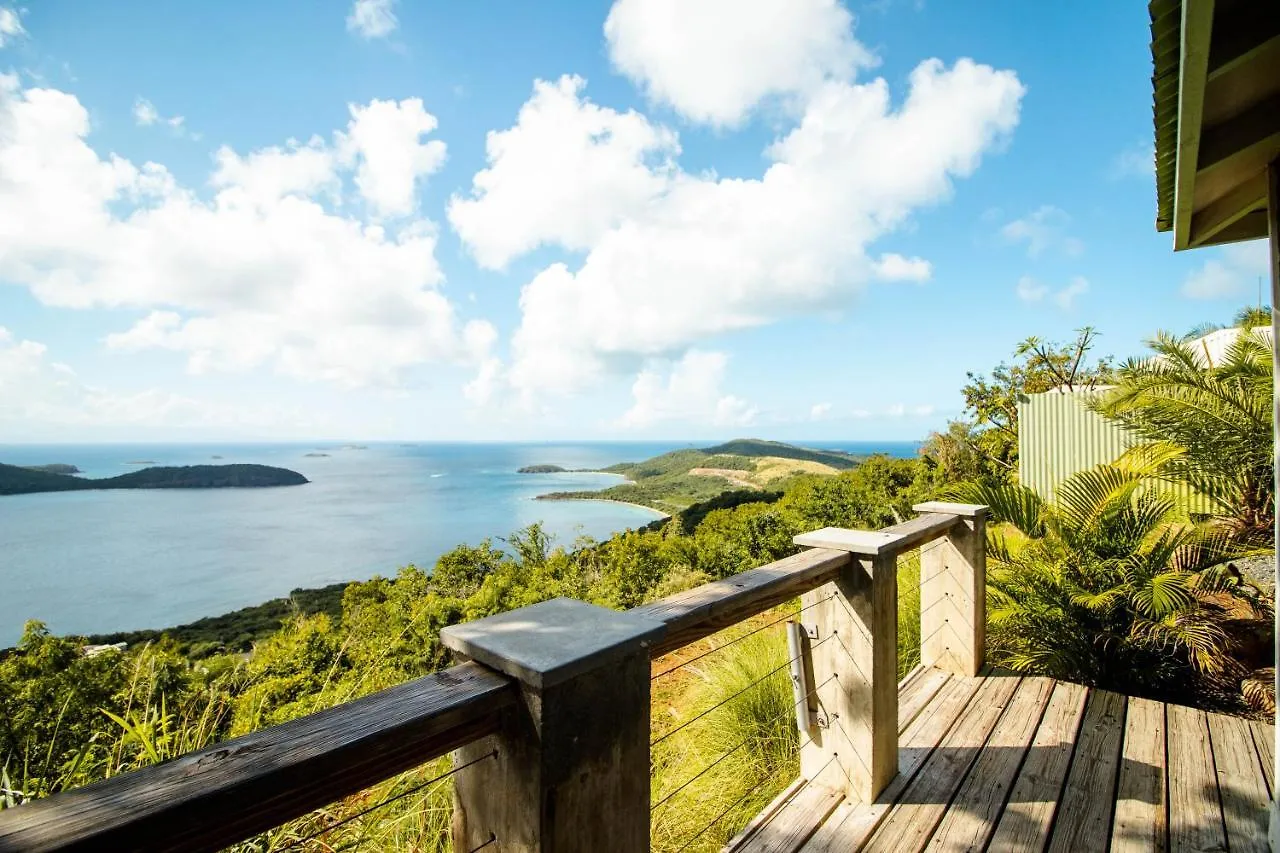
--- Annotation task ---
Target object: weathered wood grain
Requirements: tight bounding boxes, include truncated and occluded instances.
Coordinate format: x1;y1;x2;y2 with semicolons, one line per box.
1167;703;1227;853
1046;689;1126;852
733;781;843;853
636;548;850;657
919;512;985;678
861;675;1022;852
0;662;515;853
924;677;1056;852
799;674;985;852
1207;712;1269;853
1110;696;1166;853
1249;718;1275;796
986;680;1090;853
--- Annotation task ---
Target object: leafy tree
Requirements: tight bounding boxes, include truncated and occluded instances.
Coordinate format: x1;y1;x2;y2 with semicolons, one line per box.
924;327;1113;482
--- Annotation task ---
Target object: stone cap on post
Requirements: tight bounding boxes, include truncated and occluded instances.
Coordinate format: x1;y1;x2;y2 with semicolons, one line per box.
439;597;666;689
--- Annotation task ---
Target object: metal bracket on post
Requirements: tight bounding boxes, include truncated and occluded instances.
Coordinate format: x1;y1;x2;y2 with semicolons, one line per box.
786;621;818;736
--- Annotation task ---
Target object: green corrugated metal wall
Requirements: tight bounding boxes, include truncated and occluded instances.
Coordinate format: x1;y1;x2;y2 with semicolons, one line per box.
1018;390;1137;499
1017;389;1208;512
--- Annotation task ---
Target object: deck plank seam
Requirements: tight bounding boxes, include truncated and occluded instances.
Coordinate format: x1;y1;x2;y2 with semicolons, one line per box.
1202;708;1233;851
1038;683;1096;850
1160;701;1171;853
972;678;1062;853
1102;695;1131;851
1246;718;1273;800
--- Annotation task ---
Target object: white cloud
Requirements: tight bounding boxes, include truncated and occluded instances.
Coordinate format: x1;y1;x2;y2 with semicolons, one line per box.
448;76;679;270
460;58;1023;398
1110;140;1154;180
1015;274;1088;308
0;6;23;48
1015;275;1048;302
1000;205;1083;257
0;75;489;389
618;350;758;428
1054;276;1088;309
346;0;398;39
810;401;832;420
337;98;448;218
1181;240;1269;300
873;253;931;282
133;97;195;139
604;0;875;127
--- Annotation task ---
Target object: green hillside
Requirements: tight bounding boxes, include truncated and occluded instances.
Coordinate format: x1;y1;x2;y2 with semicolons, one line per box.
536;439;867;513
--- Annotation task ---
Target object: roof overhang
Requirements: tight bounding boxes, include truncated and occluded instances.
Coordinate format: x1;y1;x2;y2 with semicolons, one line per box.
1151;0;1280;250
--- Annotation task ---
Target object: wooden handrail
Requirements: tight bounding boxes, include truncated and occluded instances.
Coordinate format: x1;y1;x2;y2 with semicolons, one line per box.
0;662;516;853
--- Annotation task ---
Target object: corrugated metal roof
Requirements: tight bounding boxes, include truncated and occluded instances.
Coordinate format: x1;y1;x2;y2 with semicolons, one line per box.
1149;0;1181;233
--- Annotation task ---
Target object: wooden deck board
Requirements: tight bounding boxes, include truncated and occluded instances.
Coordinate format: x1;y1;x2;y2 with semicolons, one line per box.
728;669;1275;853
1110;696;1166;853
1207;712;1269;853
1046;689;1127;852
924;676;1056;851
862;675;1022;852
1167;703;1227;853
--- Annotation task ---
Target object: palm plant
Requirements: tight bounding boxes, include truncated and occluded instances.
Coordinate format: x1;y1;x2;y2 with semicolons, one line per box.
1090;327;1274;543
951;463;1272;709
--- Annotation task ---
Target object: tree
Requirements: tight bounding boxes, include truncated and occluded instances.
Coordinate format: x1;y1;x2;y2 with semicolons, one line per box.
924;327;1113;483
1092;328;1274;544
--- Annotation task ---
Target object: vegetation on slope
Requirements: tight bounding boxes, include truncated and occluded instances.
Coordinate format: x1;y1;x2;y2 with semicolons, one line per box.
0;463;309;496
537;440;863;512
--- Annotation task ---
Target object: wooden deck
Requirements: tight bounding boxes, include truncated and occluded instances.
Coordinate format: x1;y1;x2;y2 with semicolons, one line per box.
727;666;1275;853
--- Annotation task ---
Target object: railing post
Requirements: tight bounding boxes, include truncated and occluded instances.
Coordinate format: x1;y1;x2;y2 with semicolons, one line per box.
440;597;664;853
913;502;988;677
792;529;900;803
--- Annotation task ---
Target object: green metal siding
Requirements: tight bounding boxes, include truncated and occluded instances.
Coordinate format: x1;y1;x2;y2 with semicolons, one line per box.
1018;390;1138;499
1018;389;1209;512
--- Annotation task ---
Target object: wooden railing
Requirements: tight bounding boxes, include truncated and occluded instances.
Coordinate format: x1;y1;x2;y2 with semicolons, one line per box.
0;501;985;853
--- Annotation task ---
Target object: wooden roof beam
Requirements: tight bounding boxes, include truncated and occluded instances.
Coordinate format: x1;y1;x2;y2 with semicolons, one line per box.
1207;4;1280;82
1172;0;1215;251
1197;92;1280;173
1189;170;1269;247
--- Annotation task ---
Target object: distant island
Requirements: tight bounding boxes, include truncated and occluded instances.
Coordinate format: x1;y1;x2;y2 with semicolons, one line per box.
518;464;568;473
535;438;866;514
304;452;331;458
0;463;309;496
23;464;82;475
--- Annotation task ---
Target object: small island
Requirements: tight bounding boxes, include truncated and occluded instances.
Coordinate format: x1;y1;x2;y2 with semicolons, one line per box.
304;452;331;458
0;463;309;496
23;464;82;475
517;464;568;474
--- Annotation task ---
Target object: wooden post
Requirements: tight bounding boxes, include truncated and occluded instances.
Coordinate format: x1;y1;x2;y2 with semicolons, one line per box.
913;502;988;677
792;529;900;803
440;597;664;853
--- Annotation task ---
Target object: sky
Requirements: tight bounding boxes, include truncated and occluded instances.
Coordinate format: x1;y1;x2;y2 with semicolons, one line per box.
0;0;1272;443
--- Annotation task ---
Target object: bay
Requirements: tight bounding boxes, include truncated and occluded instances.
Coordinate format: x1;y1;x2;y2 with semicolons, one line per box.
0;440;918;645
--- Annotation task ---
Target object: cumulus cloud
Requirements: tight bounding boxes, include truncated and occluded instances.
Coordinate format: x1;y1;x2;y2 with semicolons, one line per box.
1181;240;1270;300
453;54;1023;399
1001;205;1083;258
604;0;875;127
337;98;448;218
618;350;758;428
448;76;679;270
133;97;192;138
0;74;488;389
810;402;832;420
1110;140;1154;180
1015;275;1089;309
346;0;397;39
0;6;23;48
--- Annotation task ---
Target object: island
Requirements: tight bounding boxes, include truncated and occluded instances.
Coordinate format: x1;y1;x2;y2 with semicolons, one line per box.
0;463;309;496
517;464;567;473
304;452;331;458
23;464;82;475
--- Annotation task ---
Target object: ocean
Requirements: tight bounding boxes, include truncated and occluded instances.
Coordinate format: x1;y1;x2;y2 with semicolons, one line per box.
0;440;919;645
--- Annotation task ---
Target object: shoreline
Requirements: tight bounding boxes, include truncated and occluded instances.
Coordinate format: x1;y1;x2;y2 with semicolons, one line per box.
535;492;670;519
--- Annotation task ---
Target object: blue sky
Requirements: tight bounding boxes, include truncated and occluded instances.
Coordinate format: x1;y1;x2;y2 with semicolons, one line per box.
0;0;1270;443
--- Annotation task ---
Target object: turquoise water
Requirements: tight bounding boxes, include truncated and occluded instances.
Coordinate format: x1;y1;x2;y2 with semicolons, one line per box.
0;441;918;644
